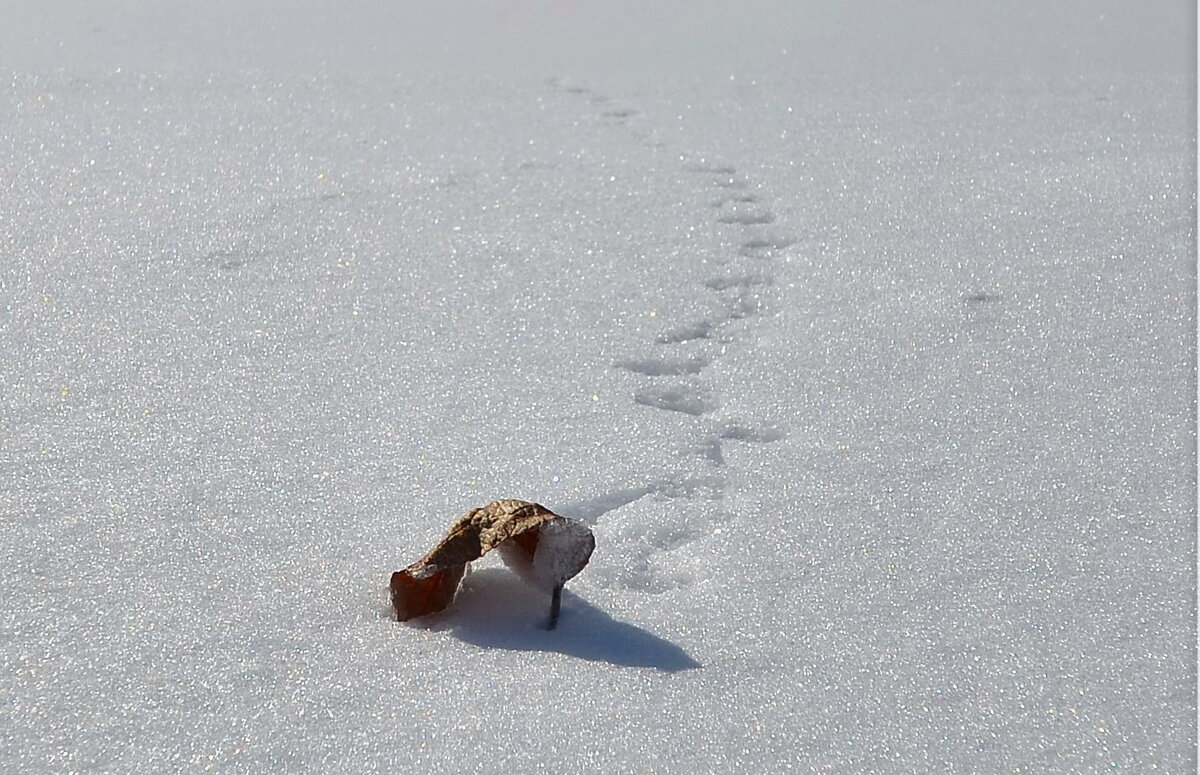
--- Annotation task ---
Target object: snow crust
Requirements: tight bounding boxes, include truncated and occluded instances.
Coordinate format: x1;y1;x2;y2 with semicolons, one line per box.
0;1;1193;773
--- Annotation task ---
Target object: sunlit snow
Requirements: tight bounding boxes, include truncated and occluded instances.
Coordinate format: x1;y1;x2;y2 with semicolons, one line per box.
0;1;1194;772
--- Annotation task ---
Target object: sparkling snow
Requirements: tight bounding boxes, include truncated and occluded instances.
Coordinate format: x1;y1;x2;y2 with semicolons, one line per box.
0;1;1194;773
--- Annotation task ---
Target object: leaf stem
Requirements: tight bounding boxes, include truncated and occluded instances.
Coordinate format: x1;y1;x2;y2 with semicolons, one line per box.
546;584;564;630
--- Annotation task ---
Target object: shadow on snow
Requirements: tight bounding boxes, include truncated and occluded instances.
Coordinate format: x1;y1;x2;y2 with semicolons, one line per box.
437;568;700;672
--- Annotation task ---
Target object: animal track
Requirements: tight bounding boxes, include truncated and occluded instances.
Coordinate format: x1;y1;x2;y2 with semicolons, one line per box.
704;274;770;291
717;209;776;225
693;423;784;469
588;551;699;594
561;475;726;522
739;235;796;256
722;292;761;320
615;355;710;376
204;248;264;272
710;193;760;207
719;423;786;443
567;478;727;594
642;521;703;552
634;385;716;416
551;78;793;593
656;320;714;344
558;484;662;522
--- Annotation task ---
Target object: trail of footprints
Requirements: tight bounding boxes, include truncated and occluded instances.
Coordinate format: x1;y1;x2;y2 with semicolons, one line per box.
549;79;790;594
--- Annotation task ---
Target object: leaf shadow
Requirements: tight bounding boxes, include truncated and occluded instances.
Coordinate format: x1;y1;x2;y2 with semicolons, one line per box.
439;568;701;672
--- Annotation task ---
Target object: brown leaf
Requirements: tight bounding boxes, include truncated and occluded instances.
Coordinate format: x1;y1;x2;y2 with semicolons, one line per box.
391;499;594;628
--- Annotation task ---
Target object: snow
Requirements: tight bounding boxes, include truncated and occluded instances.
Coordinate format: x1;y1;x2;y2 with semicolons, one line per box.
0;1;1194;773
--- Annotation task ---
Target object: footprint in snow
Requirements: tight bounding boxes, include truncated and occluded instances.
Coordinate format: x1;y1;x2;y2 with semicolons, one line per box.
656;319;715;344
719;290;761;320
718;422;786;444
551;79;793;538
739;235;796;257
709;193;760;207
614;355;710;376
717;209;776;226
634;385;717;416
704;273;771;292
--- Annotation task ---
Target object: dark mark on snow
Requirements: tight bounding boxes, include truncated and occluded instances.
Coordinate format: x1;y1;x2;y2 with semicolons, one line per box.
615;356;710;376
719;423;786;443
740;235;795;252
705;274;770;291
717;210;776;226
634;385;716;416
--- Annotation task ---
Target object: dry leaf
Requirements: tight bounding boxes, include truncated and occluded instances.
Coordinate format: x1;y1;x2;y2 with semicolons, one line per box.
391;499;595;629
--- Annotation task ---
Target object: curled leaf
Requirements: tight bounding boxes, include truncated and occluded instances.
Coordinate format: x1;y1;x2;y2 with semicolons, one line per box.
391;499;594;628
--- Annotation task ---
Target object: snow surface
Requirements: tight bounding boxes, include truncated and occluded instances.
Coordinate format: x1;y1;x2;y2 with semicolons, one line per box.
0;1;1194;773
